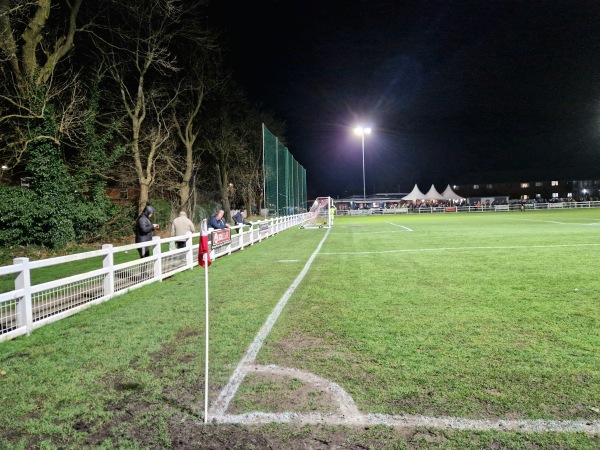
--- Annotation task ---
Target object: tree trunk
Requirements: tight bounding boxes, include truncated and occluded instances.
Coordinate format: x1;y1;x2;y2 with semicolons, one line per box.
139;181;150;214
179;182;191;214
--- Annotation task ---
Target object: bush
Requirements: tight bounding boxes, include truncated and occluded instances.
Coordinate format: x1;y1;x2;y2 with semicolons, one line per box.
73;199;136;244
0;185;138;248
0;186;54;247
193;201;222;226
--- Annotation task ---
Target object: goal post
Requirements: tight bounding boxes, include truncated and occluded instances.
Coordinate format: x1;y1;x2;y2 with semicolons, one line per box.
300;196;334;229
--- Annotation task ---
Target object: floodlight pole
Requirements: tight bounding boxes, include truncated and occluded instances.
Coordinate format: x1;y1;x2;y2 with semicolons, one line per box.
354;126;372;203
361;133;366;202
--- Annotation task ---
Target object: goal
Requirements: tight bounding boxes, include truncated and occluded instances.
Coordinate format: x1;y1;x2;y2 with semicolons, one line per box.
300;196;334;229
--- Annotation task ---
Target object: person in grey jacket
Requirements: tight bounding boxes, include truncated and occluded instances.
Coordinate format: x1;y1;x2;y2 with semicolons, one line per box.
135;205;159;258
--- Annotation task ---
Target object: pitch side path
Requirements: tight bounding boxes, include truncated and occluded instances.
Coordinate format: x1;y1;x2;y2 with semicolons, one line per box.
211;210;600;434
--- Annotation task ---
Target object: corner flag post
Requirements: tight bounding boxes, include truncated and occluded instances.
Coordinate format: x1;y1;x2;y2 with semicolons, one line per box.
198;219;212;422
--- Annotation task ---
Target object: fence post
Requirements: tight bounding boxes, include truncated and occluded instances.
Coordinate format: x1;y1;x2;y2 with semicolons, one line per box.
152;236;162;280
185;232;193;268
102;244;115;298
13;257;33;335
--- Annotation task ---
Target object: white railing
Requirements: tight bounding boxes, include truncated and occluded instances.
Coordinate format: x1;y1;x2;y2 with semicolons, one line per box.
0;214;307;343
336;201;600;216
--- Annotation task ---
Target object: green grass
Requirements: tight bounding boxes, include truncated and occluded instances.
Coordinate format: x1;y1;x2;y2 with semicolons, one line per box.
260;211;600;419
0;209;599;448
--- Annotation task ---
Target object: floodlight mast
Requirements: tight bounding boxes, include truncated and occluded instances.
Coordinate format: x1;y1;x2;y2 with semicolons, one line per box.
354;126;372;202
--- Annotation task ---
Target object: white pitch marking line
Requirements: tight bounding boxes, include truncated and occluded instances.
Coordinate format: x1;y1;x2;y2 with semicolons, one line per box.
216;412;599;433
320;243;600;255
210;228;332;418
509;218;600;225
334;230;410;234
386;222;413;231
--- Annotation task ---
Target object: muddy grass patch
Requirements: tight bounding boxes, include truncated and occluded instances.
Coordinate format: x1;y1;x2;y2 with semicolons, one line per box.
230;371;339;414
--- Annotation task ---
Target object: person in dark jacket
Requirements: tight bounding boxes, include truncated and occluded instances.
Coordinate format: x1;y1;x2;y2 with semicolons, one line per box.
232;207;252;233
208;209;230;230
135;205;159;258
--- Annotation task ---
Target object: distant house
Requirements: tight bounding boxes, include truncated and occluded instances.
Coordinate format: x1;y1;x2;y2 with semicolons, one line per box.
106;186;140;204
450;179;600;202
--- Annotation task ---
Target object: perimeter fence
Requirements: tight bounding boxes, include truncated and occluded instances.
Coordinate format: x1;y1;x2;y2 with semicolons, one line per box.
336;200;600;215
0;214;306;344
263;125;307;217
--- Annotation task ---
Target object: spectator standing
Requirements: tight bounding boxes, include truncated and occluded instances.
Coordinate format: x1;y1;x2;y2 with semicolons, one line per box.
171;211;196;249
135;205;159;258
232;207;252;227
209;209;230;229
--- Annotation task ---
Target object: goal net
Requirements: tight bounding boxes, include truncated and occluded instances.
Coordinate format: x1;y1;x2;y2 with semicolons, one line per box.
300;196;334;229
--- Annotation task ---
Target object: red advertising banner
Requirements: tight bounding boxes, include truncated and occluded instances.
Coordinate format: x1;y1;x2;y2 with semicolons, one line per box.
444;207;457;212
211;229;231;248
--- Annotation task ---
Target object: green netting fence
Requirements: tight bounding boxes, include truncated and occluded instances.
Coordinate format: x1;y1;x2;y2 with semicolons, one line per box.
263;124;307;216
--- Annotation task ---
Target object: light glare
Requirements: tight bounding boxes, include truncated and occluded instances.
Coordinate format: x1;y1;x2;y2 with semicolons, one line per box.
354;126;373;136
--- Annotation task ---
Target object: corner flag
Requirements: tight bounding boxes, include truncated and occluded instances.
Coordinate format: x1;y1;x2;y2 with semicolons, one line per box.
198;221;211;268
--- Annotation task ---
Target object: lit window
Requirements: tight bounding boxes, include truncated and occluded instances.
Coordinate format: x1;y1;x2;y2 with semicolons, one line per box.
536;194;541;198
567;193;572;198
520;183;529;188
551;180;558;186
552;192;559;198
522;195;529;200
473;184;479;189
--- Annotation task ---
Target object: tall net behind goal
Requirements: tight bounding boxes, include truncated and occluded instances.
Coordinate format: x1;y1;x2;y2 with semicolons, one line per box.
300;196;334;229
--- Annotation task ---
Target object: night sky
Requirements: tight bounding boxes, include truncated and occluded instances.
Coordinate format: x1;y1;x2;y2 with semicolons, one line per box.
209;0;600;198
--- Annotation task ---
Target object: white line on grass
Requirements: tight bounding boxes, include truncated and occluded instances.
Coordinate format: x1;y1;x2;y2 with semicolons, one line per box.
386;222;413;231
320;243;600;255
218;412;599;433
210;228;332;418
333;230;412;234
509;218;600;225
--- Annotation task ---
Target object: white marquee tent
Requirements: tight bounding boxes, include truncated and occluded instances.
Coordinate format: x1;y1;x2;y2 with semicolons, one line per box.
401;184;428;201
441;184;465;200
425;184;445;201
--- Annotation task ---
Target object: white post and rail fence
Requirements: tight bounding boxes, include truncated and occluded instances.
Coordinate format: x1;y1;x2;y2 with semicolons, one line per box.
0;214;306;343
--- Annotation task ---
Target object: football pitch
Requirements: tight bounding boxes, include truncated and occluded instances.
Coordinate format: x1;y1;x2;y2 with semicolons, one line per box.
1;208;599;447
213;209;600;431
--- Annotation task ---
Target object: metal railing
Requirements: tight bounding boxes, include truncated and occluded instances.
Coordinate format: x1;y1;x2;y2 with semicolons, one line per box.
336;201;600;216
0;214;306;343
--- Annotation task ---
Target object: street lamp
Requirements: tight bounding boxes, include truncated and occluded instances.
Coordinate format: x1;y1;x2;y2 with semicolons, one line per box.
354;126;372;201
